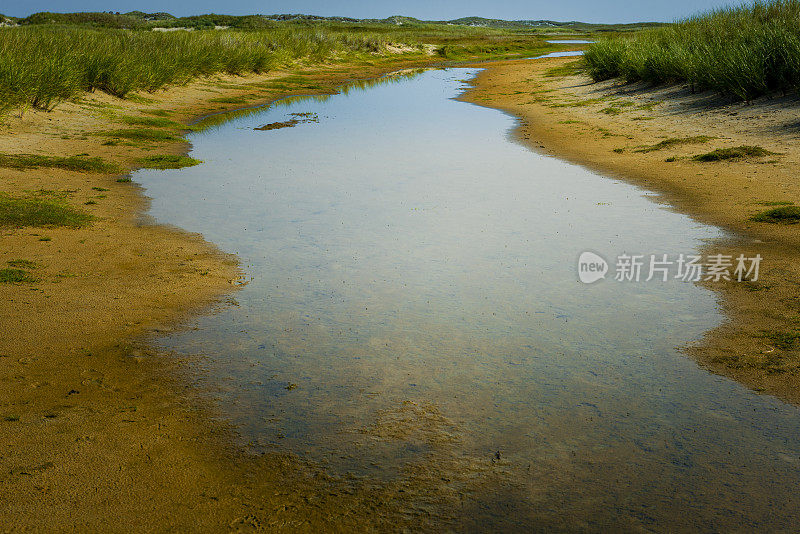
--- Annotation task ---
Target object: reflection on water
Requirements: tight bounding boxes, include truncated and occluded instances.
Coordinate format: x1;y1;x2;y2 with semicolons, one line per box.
529;50;585;59
546;39;595;44
135;68;800;529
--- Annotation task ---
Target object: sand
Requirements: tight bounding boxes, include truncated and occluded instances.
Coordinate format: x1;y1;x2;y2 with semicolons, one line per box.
3;53;800;529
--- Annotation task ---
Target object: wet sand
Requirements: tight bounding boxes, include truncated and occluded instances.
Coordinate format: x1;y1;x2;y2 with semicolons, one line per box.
463;56;800;403
3;51;800;529
0;59;509;531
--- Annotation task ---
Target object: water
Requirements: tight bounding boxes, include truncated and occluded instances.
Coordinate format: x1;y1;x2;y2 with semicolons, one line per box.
135;68;800;529
546;39;595;44
529;50;585;59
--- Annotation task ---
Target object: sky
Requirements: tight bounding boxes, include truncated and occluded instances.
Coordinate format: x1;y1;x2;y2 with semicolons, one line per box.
2;0;740;24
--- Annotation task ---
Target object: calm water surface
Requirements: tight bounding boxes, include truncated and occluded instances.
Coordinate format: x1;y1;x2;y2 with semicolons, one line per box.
135;68;800;530
546;39;595;44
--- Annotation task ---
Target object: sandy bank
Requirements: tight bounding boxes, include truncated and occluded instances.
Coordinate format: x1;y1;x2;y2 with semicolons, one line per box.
0;58;514;530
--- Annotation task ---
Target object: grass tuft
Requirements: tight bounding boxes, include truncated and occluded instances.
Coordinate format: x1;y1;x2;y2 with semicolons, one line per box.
692;145;774;161
7;259;37;269
635;136;713;153
0;195;93;228
751;205;800;223
138;155;202;169
98;128;178;142
0;153;119;173
0;268;37;284
120;115;181;128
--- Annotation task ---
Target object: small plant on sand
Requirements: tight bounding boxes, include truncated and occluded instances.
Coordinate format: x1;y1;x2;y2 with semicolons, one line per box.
756;200;794;206
0;153;120;173
7;259;37;269
635;136;713;153
120;115;181;128
544;60;584;77
0;195;93;228
98;128;178;142
762;330;800;349
693;146;774;161
209;96;250;104
138;155;202;169
751;205;800;223
0;268;37;284
143;109;172;117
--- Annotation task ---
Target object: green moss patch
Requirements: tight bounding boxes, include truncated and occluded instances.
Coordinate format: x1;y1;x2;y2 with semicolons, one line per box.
0;153;119;173
751;206;800;223
0;195;93;228
635;136;713;153
138;155;202;169
693;145;774;162
0;268;37;284
98;128;179;142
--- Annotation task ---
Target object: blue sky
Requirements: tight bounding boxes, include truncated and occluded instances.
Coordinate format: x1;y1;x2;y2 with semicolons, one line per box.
2;0;739;24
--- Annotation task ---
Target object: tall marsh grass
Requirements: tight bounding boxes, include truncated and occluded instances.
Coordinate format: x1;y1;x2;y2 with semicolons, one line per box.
0;26;387;111
584;0;800;100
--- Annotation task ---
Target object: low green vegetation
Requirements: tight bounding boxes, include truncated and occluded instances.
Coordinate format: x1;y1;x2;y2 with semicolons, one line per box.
0;25;389;111
120;115;181;128
208;96;251;104
138;155;202;169
7;259;37;269
751;205;800;223
762;329;800;348
692;145;774;161
756;200;794;206
585;0;800;100
0;195;93;228
0;153;119;173
0;12;621;112
635;136;713;153
98;128;179;142
544;60;584;77
0;268;37;284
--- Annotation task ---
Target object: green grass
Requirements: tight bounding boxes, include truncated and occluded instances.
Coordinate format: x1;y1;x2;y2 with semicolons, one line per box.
751;205;800;223
0;195;93;228
0;18;591;112
120;115;181;128
0;268;37;283
0;153;119;173
208;96;251;104
692;145;774;161
756;200;794;206
143;109;172;117
762;330;800;348
138;155;202;169
634;136;713;153
544;60;584;77
584;0;800;101
7;259;37;269
0;25;391;111
98;128;179;142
